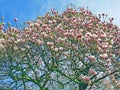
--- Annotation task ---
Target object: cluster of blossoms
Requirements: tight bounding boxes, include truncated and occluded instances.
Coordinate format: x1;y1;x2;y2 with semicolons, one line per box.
0;6;120;90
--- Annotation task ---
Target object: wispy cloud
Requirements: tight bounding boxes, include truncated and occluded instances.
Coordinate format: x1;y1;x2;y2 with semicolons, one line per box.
74;0;120;26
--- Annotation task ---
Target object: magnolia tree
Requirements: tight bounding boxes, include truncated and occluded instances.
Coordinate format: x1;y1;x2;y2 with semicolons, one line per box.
0;6;120;90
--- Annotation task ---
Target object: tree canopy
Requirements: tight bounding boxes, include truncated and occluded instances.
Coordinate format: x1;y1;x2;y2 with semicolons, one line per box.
0;6;120;90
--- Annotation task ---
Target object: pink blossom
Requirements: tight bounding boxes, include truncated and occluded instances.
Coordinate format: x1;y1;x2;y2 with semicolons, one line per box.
89;69;97;75
36;40;43;45
102;44;108;49
91;34;98;39
85;32;91;37
63;32;69;36
34;23;40;27
82;76;90;81
107;59;111;64
59;47;63;51
101;34;107;38
57;37;66;43
14;18;18;22
88;56;96;61
42;24;47;29
14;46;18;51
99;53;108;59
64;52;70;57
87;25;92;29
97;38;102;43
47;42;54;46
76;33;82;39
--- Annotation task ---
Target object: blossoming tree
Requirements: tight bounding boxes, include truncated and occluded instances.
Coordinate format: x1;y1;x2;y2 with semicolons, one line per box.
0;6;120;90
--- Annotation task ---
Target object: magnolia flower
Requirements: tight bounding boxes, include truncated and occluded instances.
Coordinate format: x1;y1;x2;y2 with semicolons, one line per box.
91;34;98;39
97;38;102;43
107;59;111;64
57;37;66;43
32;37;36;40
82;76;90;81
85;32;92;37
87;25;92;29
89;69;97;75
59;47;63;51
42;24;47;29
36;19;42;24
41;32;48;38
34;23;40;27
81;76;90;84
99;53;108;59
14;46;18;51
102;43;109;49
47;42;54;46
88;55;96;61
63;32;69;36
76;33;82;39
36;39;43;45
50;46;54;51
54;48;59;52
69;32;74;37
64;51;70;57
14;18;18;22
97;46;104;53
32;33;38;37
29;23;34;27
101;34;107;38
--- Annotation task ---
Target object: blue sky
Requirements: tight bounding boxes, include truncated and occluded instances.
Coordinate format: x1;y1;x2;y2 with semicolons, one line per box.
0;0;120;27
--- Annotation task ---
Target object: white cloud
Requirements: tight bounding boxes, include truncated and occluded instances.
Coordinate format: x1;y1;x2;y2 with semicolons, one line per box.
73;0;120;26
